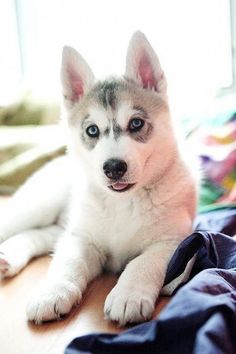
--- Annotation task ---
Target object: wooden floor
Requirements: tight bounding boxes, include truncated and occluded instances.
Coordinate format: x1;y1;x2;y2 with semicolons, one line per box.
0;197;170;354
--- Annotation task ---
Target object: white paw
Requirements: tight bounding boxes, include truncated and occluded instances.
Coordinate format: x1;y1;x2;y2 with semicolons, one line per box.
104;284;155;326
0;251;26;279
26;281;82;324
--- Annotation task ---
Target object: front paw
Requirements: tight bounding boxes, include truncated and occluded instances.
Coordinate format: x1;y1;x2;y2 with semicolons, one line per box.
0;252;24;279
26;281;82;324
0;247;28;279
104;284;155;326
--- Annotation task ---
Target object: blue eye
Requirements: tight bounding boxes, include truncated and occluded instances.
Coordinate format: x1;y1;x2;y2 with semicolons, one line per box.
129;118;144;132
86;125;99;138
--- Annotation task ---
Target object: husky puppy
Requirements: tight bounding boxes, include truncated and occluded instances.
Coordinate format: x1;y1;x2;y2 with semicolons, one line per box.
0;32;197;325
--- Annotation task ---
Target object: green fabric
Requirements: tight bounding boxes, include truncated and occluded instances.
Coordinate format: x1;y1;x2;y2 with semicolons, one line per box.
0;96;60;126
198;202;236;213
0;125;66;195
198;178;224;213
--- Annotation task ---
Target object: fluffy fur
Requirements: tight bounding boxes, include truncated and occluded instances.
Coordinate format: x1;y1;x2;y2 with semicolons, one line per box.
0;31;197;325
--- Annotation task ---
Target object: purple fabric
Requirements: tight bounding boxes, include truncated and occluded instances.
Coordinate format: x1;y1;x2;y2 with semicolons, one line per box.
65;208;236;354
195;207;236;236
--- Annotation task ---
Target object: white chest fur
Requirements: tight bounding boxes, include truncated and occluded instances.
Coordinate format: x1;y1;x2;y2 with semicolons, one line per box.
68;184;176;272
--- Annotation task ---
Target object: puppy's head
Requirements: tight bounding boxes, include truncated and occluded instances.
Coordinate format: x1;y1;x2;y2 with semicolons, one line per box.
61;32;177;194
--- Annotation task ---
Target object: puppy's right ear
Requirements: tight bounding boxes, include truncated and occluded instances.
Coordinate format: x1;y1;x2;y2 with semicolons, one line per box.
61;46;95;109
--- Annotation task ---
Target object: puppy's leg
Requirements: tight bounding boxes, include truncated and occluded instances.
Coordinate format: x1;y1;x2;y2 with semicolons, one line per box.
26;234;104;324
0;157;68;242
0;225;61;279
104;240;180;326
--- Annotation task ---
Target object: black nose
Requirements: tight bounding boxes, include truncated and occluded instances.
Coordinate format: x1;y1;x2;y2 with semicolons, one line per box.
103;159;127;180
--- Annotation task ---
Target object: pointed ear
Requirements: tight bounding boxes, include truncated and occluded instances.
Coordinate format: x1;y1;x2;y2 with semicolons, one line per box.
61;46;95;108
125;31;167;94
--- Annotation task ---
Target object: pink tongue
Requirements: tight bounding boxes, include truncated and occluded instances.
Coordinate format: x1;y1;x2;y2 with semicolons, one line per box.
112;182;129;191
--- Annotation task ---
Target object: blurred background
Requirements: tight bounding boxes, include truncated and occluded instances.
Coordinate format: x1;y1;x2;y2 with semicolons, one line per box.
0;0;236;212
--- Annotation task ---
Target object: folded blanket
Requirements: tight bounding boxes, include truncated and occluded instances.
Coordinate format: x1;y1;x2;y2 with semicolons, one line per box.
0;125;66;194
65;208;236;354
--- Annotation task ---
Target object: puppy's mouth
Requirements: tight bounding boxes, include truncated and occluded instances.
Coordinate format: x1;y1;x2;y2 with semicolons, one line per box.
108;182;135;192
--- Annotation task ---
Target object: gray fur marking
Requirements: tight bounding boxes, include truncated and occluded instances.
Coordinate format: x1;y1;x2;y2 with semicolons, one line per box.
131;121;153;143
104;121;122;140
132;105;149;119
81;132;98;150
97;80;119;109
104;127;110;136
112;119;122;140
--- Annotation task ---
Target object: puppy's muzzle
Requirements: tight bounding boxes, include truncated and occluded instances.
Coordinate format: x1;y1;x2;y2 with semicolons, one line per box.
103;159;127;180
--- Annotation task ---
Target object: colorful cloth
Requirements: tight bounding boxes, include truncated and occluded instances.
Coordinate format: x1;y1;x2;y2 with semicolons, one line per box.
190;111;236;212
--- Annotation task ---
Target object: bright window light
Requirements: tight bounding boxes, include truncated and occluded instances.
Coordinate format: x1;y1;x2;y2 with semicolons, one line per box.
0;0;233;114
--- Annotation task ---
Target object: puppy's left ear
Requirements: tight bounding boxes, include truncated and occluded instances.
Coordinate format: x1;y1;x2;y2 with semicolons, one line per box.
61;46;95;109
125;31;167;94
